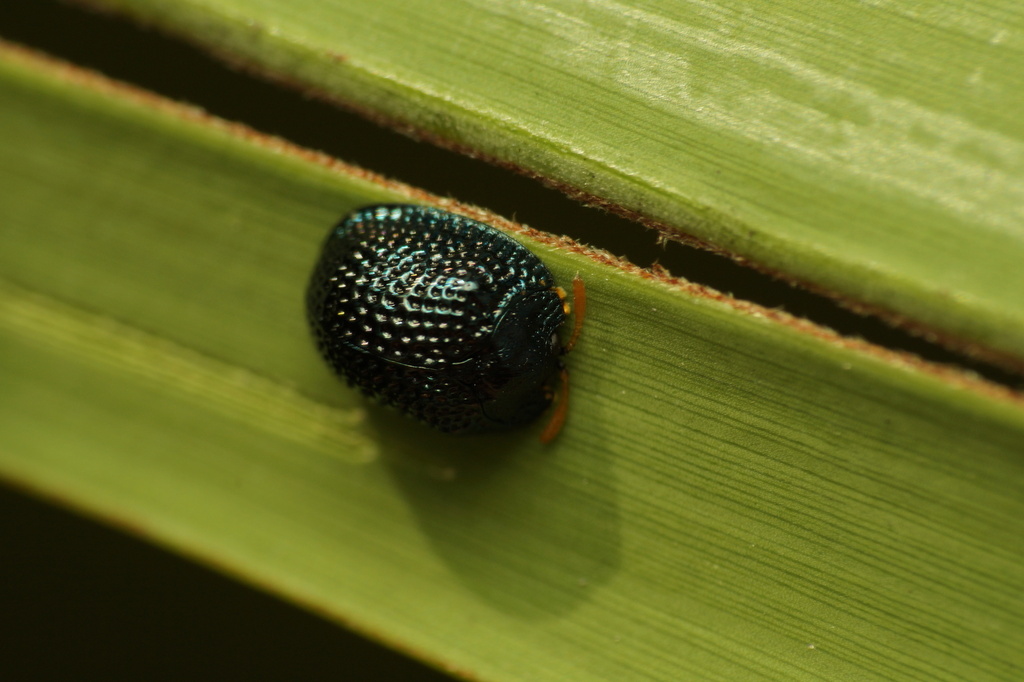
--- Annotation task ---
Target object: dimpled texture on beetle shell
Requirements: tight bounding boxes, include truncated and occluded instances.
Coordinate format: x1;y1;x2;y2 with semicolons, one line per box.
307;204;566;433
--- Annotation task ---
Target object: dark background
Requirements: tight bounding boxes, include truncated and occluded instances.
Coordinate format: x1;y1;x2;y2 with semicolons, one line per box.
0;484;452;680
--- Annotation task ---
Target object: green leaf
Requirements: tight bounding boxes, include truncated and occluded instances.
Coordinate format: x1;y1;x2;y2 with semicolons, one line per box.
86;0;1024;367
2;39;1024;682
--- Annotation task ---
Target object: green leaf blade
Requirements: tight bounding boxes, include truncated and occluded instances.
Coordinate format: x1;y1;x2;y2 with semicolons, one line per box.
1;41;1023;681
88;0;1024;364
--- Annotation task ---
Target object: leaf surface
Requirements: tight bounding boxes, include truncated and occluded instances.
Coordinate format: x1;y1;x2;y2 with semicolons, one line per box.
1;42;1024;682
87;0;1024;365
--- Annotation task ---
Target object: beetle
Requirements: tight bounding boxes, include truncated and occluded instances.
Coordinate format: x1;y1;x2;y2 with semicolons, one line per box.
306;204;583;441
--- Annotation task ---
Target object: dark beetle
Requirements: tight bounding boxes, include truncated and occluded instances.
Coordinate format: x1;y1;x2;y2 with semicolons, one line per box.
307;205;580;437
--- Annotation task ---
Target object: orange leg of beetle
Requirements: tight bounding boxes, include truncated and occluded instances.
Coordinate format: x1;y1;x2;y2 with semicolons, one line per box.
564;275;586;352
540;275;586;443
540;368;570;444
